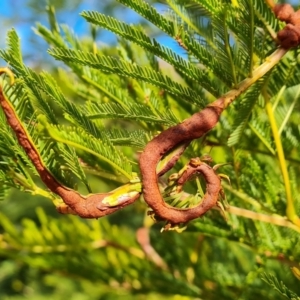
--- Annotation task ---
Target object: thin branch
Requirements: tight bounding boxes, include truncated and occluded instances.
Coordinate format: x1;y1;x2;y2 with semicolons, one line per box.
224;205;300;233
263;89;300;226
248;0;254;77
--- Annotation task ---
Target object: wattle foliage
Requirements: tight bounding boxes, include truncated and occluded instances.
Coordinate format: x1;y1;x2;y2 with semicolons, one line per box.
0;1;300;299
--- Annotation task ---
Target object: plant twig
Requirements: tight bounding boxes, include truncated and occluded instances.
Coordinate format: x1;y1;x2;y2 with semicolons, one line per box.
139;48;288;226
223;205;300;233
263;89;300;226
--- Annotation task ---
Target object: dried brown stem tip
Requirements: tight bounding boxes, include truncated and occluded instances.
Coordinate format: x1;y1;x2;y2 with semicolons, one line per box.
277;24;300;49
290;10;300;26
273;4;294;23
274;4;300;49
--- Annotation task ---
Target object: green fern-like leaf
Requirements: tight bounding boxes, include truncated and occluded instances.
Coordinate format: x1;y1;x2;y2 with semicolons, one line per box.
58;145;92;192
262;273;300;300
41;123;133;179
86;98;178;126
100;128;147;148
81;10;219;96
193;0;223;15
227;83;262;147
48;47;205;105
117;0;175;36
253;0;279;33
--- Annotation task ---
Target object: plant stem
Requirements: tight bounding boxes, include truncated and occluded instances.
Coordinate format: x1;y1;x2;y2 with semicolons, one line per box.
222;182;263;210
223;205;300;233
223;9;238;87
223;48;288;108
263;90;300;226
248;0;254;78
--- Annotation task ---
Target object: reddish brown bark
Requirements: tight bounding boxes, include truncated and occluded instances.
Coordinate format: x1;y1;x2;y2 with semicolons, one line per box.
0;87;140;218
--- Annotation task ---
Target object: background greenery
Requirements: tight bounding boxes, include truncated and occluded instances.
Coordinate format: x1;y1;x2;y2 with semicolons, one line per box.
1;0;300;299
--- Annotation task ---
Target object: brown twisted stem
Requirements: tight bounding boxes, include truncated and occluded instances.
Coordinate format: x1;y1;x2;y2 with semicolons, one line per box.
140;2;300;225
139;48;288;225
0;3;294;223
0;69;139;218
163;157;223;224
136;227;168;269
139;101;223;225
0;48;289;223
273;4;300;49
